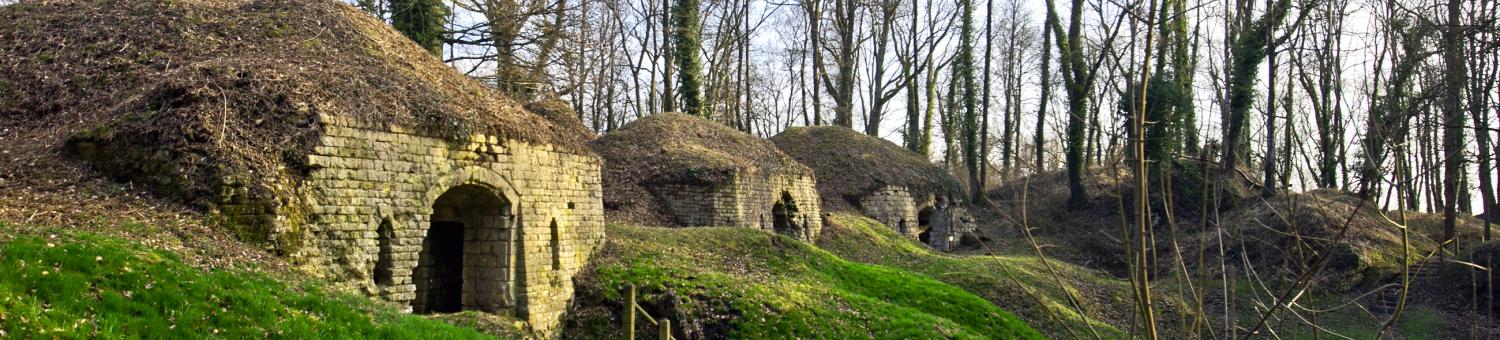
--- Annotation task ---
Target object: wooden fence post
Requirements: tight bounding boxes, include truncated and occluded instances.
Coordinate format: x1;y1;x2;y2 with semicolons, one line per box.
627;284;637;340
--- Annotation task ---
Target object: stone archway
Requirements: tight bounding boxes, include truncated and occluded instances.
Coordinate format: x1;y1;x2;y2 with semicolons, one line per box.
412;184;514;314
917;207;935;245
772;191;800;238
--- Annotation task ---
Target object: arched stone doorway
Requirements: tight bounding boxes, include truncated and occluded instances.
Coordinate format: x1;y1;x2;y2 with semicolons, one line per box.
772;192;800;238
412;184;515;314
917;207;935;245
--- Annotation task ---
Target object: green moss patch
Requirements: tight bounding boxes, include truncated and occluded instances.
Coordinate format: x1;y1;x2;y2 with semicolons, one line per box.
566;224;1042;339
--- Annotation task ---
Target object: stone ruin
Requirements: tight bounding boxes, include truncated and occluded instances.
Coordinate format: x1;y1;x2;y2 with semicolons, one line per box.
271;117;603;330
17;0;607;335
87;114;607;335
857;186;976;251
591;113;823;242
651;173;824;241
771;126;977;251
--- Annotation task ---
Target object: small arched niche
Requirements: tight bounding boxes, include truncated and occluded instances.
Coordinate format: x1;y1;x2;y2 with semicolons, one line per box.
549;218;562;271
373;218;395;286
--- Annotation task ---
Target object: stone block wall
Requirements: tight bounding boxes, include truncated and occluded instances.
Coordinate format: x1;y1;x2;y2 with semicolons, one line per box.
653;170;823;242
220;113;605;337
929;205;977;251
851;185;976;251
858;186;920;237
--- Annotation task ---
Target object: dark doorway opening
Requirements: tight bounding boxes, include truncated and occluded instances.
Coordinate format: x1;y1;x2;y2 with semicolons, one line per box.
917;207;935;245
421;221;465;313
414;184;512;314
772;192;798;237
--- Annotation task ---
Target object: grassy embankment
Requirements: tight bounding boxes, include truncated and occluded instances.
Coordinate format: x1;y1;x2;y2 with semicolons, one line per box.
569;223;1045;339
0;225;496;338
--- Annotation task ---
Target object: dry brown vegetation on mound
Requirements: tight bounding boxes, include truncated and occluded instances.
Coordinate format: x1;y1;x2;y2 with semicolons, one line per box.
0;175;289;275
985;165;1482;290
589;113;811;224
770;126;963;211
1197;189;1424;290
982;167;1138;269
0;0;592;208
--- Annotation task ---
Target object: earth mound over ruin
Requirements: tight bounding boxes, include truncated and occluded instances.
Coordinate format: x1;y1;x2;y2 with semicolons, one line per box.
771;126;974;250
1;0;604;335
0;0;592;206
770;126;963;210
1203;189;1486;291
591;113;822;241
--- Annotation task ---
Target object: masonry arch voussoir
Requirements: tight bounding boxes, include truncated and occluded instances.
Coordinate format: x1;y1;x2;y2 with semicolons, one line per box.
422;166;521;215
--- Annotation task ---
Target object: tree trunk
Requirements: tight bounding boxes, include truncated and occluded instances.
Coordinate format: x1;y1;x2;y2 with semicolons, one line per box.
805;0;823;124
828;0;858;128
662;0;675;112
1263;23;1278;198
1220;0;1294;175
904;0;923;153
1035;13;1051;172
671;0;704;117
867;0;901;136
1440;0;1466;254
977;0;994;200
1471;40;1497;241
1043;0;1092;208
958;0;981;201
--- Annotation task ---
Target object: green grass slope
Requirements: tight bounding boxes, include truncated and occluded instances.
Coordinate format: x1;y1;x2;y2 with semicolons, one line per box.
0;229;493;339
819;213;1197;338
566;225;1043;339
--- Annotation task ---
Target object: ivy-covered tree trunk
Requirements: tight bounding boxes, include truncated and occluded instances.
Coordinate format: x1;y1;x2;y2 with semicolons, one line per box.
1358;18;1426;199
1165;0;1198;154
1034;14;1051;172
672;0;705;117
390;0;449;56
904;0;923;154
1119;77;1184;185
1043;0;1093;208
957;0;982;201
1220;0;1294;175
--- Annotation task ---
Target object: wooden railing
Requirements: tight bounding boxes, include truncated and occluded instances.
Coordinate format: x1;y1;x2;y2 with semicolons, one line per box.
624;284;673;340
